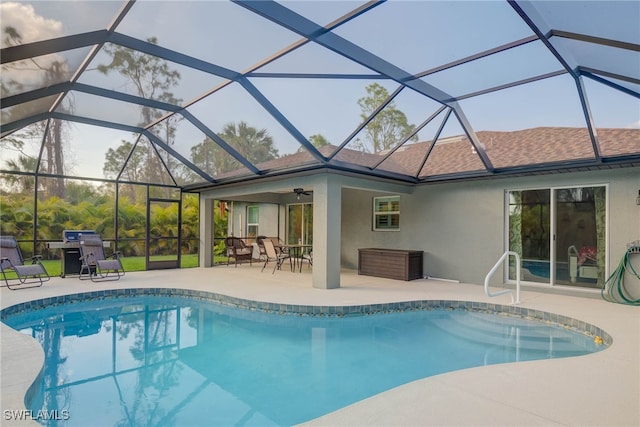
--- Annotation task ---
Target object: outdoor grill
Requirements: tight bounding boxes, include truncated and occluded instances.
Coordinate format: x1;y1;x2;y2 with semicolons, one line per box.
47;230;96;277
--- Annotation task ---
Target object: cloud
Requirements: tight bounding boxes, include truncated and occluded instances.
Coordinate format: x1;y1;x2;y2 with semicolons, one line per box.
1;2;63;46
624;119;640;129
1;3;66;92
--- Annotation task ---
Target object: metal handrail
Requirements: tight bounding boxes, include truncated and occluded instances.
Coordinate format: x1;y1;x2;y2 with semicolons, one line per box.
484;251;521;304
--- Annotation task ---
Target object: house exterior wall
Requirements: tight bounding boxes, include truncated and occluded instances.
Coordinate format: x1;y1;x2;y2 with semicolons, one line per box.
341;167;640;287
199;167;637;291
229;202;281;241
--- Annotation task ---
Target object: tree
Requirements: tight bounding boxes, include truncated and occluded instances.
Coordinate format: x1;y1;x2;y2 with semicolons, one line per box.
190;121;279;176
2;26;72;198
221;121;279;163
0;192;34;239
357;83;417;153
190;137;231;177
181;193;200;255
65;181;106;205
103;140;154;202
2;155;37;193
97;38;183;188
297;134;330;153
43;119;68;198
97;38;181;124
104;141;136;180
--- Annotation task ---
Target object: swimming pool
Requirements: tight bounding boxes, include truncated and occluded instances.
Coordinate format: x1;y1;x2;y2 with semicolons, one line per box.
2;289;609;427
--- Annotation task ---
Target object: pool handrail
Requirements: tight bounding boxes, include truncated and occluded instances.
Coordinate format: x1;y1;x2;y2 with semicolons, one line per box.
484;251;521;304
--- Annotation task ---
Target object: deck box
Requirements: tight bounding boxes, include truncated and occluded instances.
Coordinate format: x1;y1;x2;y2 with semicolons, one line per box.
358;248;423;281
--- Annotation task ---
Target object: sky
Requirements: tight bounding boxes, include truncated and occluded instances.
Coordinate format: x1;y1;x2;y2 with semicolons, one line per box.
1;1;638;180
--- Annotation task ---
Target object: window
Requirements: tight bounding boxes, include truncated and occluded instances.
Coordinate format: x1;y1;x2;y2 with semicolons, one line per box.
246;206;259;239
373;196;400;231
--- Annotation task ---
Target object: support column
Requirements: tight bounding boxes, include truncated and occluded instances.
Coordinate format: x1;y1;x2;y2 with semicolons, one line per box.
200;198;214;267
312;175;341;289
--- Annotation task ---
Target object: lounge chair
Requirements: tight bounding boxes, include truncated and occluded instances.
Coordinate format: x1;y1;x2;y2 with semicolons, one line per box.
261;239;291;273
78;234;125;281
224;237;253;267
0;236;50;290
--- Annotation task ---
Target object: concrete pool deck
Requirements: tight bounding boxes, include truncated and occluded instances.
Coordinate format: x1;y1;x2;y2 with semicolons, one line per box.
1;266;638;426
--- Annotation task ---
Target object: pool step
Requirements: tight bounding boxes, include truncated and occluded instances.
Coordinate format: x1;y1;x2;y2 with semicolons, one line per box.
430;311;591;354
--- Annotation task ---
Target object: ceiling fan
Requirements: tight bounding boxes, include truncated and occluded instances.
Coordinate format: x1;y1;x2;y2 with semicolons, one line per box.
293;188;311;200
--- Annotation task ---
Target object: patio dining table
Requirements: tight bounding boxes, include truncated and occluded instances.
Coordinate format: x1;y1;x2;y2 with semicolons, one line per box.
277;244;312;272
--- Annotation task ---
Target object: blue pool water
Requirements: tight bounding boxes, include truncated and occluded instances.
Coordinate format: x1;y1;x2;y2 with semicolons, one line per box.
3;294;606;427
522;260;599;287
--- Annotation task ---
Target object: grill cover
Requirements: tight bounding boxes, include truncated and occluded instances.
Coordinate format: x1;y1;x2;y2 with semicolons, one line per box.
63;230;95;242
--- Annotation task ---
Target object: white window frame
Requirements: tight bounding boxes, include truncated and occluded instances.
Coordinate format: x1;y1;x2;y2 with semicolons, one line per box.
246;205;259;238
373;195;400;231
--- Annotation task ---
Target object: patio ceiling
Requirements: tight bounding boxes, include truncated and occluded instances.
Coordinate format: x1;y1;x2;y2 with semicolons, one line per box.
1;1;639;190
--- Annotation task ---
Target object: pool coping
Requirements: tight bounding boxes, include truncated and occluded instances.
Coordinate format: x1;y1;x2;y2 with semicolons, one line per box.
1;287;613;347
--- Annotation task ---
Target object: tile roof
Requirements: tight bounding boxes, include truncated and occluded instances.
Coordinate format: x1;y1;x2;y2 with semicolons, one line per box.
215;127;639;182
378;127;640;177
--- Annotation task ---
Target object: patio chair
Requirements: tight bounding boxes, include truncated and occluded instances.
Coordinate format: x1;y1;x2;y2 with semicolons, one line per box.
224;237;253;267
0;236;50;290
267;236;289;256
261;239;291;273
256;235;269;261
78;234;125;282
301;249;313;269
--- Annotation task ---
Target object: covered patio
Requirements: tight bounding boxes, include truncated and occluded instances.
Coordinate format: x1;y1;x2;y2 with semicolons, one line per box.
200;172;415;289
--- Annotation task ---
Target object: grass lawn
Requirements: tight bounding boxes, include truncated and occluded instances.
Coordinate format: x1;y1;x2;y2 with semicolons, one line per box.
2;254;231;280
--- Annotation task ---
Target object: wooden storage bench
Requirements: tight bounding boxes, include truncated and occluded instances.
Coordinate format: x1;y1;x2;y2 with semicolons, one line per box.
358;248;423;281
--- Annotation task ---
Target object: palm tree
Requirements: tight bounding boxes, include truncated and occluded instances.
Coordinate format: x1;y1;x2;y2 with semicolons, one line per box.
190;121;279;176
221;121;279;164
2;155;37;192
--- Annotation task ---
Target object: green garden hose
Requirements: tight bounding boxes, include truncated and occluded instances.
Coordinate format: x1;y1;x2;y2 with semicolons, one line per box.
601;247;640;306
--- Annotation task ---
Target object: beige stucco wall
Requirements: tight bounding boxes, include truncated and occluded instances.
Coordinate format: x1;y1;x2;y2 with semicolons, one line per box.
341;167;640;287
199;167;638;290
228;202;281;240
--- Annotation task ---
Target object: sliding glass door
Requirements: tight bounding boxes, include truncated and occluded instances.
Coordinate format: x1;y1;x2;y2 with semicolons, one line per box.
287;203;313;245
554;187;606;287
508;189;550;284
507;185;606;288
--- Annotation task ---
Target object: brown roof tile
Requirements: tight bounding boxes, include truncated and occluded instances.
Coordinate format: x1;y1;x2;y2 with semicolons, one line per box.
214;127;639;181
391;127;639;176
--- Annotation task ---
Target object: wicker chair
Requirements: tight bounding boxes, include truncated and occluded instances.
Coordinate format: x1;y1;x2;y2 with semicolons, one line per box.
224;237;253;267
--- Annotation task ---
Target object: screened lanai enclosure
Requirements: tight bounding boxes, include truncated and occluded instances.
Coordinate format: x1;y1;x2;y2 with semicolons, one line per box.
1;1;639;276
